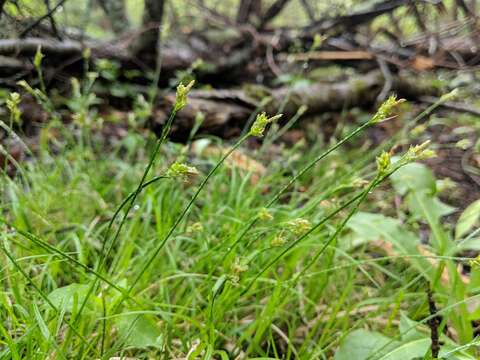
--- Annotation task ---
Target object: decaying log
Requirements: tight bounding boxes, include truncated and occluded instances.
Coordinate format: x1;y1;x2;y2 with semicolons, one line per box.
150;70;441;141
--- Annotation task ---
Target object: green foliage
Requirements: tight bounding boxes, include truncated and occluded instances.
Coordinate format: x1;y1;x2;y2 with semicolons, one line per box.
0;73;478;359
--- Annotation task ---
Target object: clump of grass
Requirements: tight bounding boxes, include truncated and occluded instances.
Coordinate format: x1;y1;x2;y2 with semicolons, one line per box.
1;69;478;360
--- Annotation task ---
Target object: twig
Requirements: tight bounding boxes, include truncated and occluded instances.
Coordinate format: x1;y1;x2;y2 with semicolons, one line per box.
0;0;6;20
427;288;440;358
20;0;69;38
43;0;62;40
420;96;480;116
300;0;315;22
376;56;393;102
259;0;291;29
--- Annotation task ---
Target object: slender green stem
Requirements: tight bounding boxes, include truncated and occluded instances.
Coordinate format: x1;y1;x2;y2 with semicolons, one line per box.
125;133;251;297
240;190;364;296
227;119;374;256
294;176;381;281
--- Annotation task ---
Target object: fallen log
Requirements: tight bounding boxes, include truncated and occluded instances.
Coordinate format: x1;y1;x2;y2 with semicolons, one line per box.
150;70;441;141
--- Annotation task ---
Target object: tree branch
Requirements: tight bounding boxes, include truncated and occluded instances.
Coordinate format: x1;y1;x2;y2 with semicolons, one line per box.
97;0;129;35
259;0;291;29
300;0;315;22
134;0;166;56
20;0;69;38
0;0;7;21
237;0;253;24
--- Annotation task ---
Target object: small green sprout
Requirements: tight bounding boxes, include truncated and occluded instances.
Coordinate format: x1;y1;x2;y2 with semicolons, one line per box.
410;124;427;137
167;162;199;182
455;139;473;150
6;92;21;125
174;80;195;111
286;218;312;236
370;95;405;124
257;208;273;221
82;47;91;60
34;46;44;70
250;112;283;137
311;34;326;50
440;88;459;102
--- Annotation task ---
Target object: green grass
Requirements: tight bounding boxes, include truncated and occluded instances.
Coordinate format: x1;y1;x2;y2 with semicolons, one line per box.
1;79;480;359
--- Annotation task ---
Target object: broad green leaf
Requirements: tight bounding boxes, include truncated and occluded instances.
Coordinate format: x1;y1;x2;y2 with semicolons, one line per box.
407;190;455;224
47;283;89;312
456;199;480;239
397;315;477;360
334;329;396;360
375;337;430;359
345;212;433;279
399;312;427;342
391;162;436;196
115;314;163;349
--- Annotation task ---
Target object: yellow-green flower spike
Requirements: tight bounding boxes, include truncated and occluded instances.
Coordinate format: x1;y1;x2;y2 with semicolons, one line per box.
167;162;199;182
376;151;391;175
270;234;287;247
250;112;283;137
370;95;405;124
6;92;22;124
174;80;195;112
286;218;312;236
257;208;273;221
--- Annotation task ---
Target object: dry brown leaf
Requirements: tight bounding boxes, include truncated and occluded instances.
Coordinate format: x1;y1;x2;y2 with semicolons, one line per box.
196;144;266;184
411;56;436;71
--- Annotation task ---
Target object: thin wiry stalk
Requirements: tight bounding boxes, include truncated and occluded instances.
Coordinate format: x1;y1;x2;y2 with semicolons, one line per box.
126;132;251;297
227;118;375;256
74;110;178;327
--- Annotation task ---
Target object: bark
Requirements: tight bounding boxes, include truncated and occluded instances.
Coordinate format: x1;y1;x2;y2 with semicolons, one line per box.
304;0;410;34
0;0;6;20
300;0;315;22
133;0;166;59
150;70;441;141
237;0;254;24
259;0;291;29
97;0;129;35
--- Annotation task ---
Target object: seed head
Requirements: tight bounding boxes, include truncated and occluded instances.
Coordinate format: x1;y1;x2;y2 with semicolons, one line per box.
270;234;287;247
174;80;195;111
286;218;312;236
370;95;405;124
376;151;391;175
250;112;283;137
257;208;273;221
167;162;199;182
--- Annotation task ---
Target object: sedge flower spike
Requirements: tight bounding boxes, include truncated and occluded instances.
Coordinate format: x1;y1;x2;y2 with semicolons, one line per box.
257;208;273;221
286;218;312;236
405;140;436;162
6;92;21;124
376;151;391;175
174;80;195;111
250;112;283;137
167;162;199;182
370;95;405;124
